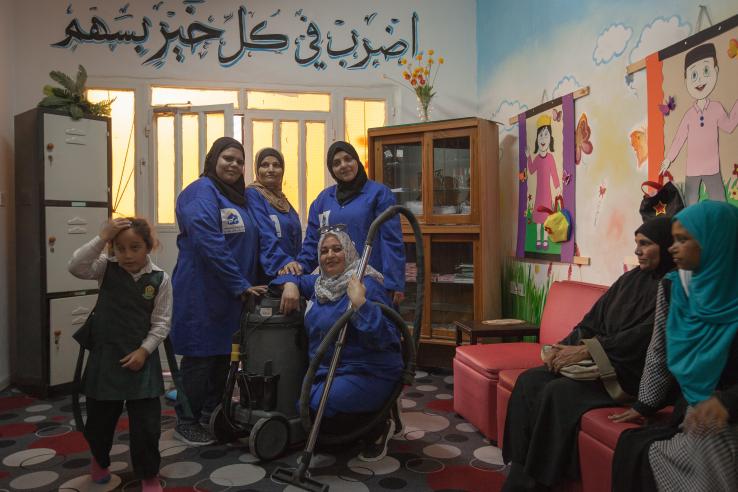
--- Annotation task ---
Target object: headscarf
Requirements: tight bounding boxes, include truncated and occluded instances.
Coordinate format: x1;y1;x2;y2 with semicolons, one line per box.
326;141;368;205
314;229;383;303
247;147;292;213
665;201;738;405
201;137;246;206
634;216;676;277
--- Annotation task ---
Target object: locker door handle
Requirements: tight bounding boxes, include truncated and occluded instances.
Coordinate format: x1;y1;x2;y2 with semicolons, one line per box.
48;236;57;253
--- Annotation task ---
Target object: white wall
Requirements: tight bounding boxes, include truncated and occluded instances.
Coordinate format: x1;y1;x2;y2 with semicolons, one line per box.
0;0;16;389
12;0;477;121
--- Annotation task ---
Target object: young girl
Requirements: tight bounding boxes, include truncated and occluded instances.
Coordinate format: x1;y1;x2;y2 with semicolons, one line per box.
526;114;561;250
69;217;170;492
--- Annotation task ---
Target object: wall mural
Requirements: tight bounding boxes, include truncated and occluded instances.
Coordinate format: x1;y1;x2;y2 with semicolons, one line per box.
646;13;738;207
53;2;420;70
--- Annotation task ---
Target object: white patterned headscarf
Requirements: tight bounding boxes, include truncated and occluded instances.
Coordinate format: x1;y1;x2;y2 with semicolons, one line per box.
314;229;383;303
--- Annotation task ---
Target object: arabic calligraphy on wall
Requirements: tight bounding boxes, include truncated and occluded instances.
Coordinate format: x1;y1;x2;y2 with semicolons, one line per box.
53;2;420;71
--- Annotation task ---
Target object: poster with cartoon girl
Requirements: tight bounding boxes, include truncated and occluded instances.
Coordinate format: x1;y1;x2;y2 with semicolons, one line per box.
526;114;562;250
648;14;738;207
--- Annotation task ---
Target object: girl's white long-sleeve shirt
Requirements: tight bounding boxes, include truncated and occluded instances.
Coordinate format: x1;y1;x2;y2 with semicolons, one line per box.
68;236;172;354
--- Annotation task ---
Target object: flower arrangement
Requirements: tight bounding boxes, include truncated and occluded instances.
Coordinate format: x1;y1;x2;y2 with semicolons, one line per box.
400;50;444;122
38;65;113;120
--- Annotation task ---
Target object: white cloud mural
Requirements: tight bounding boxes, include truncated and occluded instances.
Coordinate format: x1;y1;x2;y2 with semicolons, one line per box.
593;23;633;65
629;15;691;63
490;99;528;133
552;75;582;98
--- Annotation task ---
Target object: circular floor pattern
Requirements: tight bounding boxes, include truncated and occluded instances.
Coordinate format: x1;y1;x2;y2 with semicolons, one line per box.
2;448;56;467
455;422;479;433
109;461;128;472
23;415;45;423
400;398;417;409
34;424;72;438
473;445;504;465
238;452;260;463
295;452;336;469
160;460;203;479
443;375;454;384
109;443;129;456
347;456;400;475
209;463;266;486
435;393;453;400
405;457;445;474
57;474;123;492
8;470;59;490
416;385;438;392
285;475;370;492
423;443;462;459
403;411;451;433
25;404;53;413
158;440;188;457
414;370;429;379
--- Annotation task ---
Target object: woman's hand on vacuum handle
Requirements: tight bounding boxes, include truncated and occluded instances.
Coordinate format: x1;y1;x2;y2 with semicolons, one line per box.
347;276;366;310
279;261;304;276
280;282;300;314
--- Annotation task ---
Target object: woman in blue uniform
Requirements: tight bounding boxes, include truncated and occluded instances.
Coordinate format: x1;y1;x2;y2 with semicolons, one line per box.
170;137;290;445
246;147;303;281
296;141;405;304
277;227;403;462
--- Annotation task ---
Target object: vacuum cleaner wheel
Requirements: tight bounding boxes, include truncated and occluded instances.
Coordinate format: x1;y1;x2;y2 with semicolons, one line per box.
249;416;290;461
209;403;241;444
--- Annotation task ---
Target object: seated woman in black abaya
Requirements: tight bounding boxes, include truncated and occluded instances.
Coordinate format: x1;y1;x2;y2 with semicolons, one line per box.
501;217;675;491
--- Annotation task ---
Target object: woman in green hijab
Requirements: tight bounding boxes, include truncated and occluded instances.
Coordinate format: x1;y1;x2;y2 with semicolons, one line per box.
612;201;738;492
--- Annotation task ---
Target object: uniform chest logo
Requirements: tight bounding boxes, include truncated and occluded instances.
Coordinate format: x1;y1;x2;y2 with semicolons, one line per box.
221;208;246;234
269;214;282;237
142;285;156;300
318;210;331;228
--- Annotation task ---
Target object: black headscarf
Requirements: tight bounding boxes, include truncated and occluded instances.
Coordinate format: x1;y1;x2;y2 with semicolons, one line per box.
326;141;368;205
635;216;675;278
201;137;246;206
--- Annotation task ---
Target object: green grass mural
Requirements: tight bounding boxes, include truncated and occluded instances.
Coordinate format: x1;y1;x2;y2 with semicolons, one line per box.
502;259;554;342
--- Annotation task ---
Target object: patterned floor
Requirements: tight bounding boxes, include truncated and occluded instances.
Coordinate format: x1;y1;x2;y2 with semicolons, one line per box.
0;369;506;491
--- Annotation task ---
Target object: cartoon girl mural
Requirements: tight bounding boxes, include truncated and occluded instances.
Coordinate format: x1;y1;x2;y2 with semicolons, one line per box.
660;43;738;204
526;114;561;249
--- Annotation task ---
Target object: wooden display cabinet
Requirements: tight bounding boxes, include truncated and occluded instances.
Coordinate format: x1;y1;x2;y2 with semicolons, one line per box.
369;118;500;355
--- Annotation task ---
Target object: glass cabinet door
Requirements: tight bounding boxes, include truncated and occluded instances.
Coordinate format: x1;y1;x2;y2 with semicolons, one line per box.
376;138;424;217
399;236;428;339
430;129;474;222
429;238;476;340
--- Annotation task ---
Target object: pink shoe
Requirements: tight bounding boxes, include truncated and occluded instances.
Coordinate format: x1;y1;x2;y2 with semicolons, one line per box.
90;458;110;484
141;477;163;492
543;240;549;250
535;240;542;249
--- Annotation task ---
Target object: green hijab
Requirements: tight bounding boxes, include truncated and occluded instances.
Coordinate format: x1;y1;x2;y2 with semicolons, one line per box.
666;201;738;405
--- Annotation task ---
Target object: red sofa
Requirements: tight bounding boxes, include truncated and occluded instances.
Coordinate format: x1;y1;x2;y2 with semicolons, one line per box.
453;279;673;492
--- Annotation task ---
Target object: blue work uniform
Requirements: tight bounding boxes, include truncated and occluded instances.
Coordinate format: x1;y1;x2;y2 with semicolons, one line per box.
272;274;403;416
245;187;302;283
171;178;289;356
296;180;405;292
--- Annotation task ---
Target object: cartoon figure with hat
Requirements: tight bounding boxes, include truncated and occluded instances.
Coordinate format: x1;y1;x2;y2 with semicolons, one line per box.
660;42;738;204
526;114;561;249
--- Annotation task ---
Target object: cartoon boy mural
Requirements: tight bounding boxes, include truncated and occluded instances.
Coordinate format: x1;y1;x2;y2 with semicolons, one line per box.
526;114;561;249
660;43;738;204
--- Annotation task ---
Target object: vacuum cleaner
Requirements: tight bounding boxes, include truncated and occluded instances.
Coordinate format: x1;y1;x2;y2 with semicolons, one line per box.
272;205;425;492
207;290;309;461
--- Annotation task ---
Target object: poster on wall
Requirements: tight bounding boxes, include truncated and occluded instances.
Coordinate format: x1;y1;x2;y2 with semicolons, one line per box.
516;93;577;263
646;13;738;208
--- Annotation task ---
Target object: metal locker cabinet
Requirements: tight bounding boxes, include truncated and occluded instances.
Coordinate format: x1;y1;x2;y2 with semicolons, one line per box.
45;207;108;294
48;295;97;386
13;108;111;396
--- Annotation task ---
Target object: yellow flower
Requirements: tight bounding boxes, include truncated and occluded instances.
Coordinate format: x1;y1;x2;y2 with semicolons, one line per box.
428;49;435;55
439;57;445;64
400;58;407;65
428;58;434;65
416;54;422;61
424;69;430;76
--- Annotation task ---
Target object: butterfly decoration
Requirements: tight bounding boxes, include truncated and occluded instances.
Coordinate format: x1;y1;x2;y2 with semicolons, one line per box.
551;108;562;122
629;129;648;168
599;184;607;198
624;73;635;87
732;163;738;177
728;38;738;59
658;96;676;116
562;170;571;186
518;169;528;182
575;113;593;164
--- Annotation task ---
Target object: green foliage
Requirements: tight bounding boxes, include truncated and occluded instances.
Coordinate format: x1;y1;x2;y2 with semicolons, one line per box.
38;65;113;120
502;258;552;332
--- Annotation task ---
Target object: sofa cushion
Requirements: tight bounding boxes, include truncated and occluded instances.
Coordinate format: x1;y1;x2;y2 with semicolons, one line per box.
498;368;529;391
455;343;542;377
539;281;609;345
579;406;674;449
